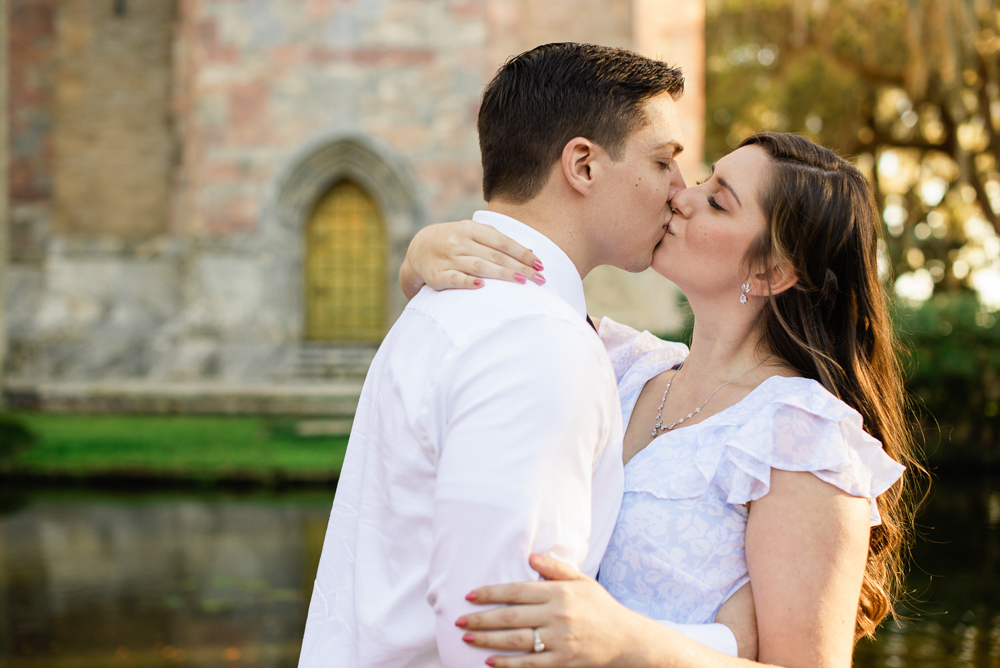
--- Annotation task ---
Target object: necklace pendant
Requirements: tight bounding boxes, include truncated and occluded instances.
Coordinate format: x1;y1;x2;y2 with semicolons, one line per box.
651;352;774;437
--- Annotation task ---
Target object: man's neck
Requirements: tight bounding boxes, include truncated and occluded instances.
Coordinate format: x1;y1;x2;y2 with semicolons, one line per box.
487;200;596;278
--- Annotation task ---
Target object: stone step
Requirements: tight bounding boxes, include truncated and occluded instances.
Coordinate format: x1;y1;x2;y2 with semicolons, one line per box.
273;345;377;381
5;380;363;416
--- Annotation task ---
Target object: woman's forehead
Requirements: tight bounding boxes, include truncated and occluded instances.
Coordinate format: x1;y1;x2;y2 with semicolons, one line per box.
717;144;769;172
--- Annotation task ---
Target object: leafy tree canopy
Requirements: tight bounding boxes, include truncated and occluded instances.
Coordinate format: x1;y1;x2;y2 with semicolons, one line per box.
706;0;1000;310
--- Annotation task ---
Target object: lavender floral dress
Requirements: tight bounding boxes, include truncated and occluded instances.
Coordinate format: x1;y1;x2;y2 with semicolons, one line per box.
596;318;905;624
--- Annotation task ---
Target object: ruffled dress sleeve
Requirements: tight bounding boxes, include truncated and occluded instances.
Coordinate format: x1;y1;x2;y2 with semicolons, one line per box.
622;377;905;527
597;316;689;385
714;378;906;526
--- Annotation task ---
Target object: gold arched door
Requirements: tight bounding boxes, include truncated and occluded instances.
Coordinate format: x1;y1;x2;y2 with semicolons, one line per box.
305;181;387;342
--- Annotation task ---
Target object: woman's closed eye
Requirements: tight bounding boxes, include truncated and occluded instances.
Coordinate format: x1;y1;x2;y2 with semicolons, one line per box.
695;179;728;212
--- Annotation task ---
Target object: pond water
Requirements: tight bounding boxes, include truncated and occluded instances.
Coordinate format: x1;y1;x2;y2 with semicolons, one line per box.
0;476;996;667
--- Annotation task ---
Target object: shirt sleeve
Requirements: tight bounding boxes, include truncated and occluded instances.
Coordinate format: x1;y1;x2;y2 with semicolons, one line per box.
426;315;620;667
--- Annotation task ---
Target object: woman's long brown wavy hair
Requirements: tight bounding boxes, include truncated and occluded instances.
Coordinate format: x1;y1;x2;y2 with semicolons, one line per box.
739;132;926;639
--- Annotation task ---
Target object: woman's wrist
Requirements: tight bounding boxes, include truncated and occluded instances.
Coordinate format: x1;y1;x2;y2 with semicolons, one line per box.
399;256;425;301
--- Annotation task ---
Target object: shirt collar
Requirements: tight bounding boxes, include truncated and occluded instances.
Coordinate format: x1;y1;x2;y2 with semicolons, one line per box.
472;210;587;319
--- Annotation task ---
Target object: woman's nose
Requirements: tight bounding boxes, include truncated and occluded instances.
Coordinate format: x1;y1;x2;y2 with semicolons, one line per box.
669;186;692;217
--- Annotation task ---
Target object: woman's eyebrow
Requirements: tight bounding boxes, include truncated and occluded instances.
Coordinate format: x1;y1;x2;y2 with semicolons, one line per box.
708;162;742;208
717;176;742;208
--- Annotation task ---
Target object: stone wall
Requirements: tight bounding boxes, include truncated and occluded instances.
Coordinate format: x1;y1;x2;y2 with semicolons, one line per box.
9;0;55;263
487;0;633;65
53;0;176;238
7;1;183;385
171;0;487;238
4;0;704;397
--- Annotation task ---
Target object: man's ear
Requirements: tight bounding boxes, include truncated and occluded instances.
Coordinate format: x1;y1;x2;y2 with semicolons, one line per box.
753;260;798;296
561;137;598;196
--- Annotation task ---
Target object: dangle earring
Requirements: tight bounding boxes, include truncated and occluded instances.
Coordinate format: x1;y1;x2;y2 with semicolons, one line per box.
740;282;751;304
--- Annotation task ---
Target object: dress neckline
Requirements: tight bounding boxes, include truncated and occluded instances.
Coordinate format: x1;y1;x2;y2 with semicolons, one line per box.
623;370;796;469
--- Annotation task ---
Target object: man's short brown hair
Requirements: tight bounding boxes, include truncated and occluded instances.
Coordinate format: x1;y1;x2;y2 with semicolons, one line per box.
478;43;684;203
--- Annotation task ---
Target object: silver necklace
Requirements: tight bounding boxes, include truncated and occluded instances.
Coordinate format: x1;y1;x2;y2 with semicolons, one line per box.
651;354;774;436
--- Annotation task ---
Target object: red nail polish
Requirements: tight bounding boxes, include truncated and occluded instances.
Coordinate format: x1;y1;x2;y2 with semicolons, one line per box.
473;279;483;287
514;273;527;284
463;633;475;643
465;591;478;601
455;617;467;627
533;274;545;286
533;260;544;271
486;660;495;667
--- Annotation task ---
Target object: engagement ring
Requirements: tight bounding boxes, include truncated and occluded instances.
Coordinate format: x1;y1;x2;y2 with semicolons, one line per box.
532;628;545;653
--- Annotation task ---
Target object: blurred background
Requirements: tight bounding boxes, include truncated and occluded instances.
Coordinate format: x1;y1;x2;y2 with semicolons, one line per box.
0;0;997;666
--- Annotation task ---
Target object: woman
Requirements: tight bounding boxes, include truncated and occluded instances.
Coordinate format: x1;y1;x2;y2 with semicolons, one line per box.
400;132;923;667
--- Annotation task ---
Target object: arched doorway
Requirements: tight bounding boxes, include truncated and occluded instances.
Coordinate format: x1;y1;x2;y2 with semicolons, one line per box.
305;180;388;342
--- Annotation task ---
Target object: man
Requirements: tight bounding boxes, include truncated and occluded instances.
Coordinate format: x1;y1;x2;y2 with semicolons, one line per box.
299;43;741;667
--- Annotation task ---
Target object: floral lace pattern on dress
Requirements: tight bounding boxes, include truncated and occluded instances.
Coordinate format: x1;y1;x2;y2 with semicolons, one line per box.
595;318;906;625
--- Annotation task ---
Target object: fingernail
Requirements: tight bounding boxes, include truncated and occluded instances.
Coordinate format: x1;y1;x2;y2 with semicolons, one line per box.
533;260;544;271
455;617;467;627
465;591;478;601
532;274;545;286
486;660;495;667
473;279;483;287
514;273;527;284
463;633;475;643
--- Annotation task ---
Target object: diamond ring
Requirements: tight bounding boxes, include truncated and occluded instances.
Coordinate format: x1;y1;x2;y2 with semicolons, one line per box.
532;628;545;653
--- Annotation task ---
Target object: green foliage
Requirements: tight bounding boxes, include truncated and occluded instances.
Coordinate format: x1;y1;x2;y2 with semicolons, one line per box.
705;0;1000;300
896;295;1000;467
0;415;38;460
701;0;1000;467
0;414;348;483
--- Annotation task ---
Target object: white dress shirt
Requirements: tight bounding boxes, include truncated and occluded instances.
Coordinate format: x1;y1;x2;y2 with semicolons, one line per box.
299;211;625;667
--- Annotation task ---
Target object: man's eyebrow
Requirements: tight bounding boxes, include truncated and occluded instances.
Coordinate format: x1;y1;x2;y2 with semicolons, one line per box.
709;162;742;207
651;141;684;156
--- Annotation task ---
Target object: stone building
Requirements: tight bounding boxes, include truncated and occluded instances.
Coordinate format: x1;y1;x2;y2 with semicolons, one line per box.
5;0;704;413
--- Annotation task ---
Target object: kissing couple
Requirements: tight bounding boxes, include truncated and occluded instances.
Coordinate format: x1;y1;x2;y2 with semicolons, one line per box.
299;42;920;667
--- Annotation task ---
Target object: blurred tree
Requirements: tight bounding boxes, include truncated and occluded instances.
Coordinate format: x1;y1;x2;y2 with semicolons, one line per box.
1;0;8;403
705;0;1000;309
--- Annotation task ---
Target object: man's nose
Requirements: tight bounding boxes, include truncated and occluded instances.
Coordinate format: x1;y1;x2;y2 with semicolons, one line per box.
668;166;687;202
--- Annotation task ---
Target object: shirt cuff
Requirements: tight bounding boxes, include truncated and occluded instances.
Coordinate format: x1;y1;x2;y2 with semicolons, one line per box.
657;621;739;657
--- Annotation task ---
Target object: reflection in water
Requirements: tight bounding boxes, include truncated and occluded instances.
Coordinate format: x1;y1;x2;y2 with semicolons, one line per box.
0;478;996;667
855;476;1000;667
0;489;332;667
